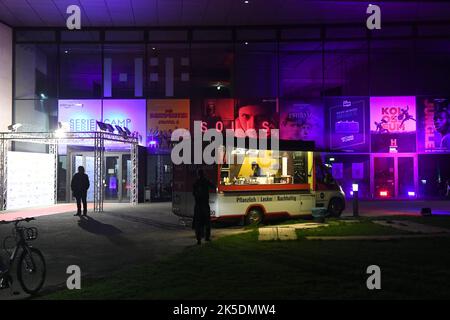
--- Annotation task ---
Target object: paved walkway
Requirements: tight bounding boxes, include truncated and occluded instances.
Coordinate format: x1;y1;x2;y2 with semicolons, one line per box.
306;234;450;241
342;200;450;217
258;223;328;241
373;220;450;234
0;203;243;300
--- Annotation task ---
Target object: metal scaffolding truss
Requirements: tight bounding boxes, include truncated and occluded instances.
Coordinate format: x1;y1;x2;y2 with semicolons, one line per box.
0;131;139;212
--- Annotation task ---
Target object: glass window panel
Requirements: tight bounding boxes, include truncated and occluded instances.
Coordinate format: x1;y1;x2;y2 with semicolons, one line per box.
61;31;100;42
326;27;366;39
192;29;232;41
60;44;102;98
16;30;55;42
148;30;188;42
15;44;57;99
371;25;413;38
418;24;450;37
279;42;323;98
374;157;395;198
105;31;144;42
235;42;277;98
419;154;450;199
415;39;450;95
147;43;190;98
104;44;145;98
324;41;369;96
13;98;57;132
398;157;415;197
190;43;234;97
369;40;414;95
237;29;276;41
281;28;321;40
326;154;370;199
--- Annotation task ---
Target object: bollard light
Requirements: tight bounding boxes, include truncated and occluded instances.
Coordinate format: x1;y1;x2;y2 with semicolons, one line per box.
352;183;359;217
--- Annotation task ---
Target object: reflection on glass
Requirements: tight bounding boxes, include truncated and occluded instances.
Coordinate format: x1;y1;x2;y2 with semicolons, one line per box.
374;157;395;198
105;156;119;200
122;154;131;201
398;157;414;197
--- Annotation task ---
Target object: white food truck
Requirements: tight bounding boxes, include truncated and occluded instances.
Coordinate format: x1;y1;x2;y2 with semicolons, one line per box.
172;144;346;225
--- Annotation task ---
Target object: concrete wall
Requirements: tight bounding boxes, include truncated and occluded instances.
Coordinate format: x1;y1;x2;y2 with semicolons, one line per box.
0;23;12;132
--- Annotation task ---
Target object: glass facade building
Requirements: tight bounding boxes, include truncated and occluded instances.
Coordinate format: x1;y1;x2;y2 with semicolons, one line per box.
11;23;450;200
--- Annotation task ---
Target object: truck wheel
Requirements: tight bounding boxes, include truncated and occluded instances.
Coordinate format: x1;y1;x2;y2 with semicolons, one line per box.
328;198;344;217
245;208;264;225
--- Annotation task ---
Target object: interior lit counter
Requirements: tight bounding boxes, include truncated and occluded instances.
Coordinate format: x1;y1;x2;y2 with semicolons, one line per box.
219;183;310;192
219;149;311;192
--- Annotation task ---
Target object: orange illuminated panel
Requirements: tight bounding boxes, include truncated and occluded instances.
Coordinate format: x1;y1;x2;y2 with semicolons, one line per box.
219;184;310;192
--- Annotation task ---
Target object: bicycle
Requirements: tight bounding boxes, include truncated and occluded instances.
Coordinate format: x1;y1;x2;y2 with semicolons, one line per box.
0;218;46;295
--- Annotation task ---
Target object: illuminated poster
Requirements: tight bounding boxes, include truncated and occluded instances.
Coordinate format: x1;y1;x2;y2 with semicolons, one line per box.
103;99;147;146
326;97;369;152
58;100;102;132
234;98;278;138
280;100;324;149
370;96;416;153
147;99;190;149
417;97;450;153
201;99;234;132
7;152;55;210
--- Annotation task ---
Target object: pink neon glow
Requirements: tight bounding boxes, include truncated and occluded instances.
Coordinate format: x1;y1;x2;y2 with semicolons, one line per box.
380;191;388;197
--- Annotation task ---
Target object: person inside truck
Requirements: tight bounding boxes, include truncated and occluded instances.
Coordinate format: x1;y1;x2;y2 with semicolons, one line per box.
251;162;262;177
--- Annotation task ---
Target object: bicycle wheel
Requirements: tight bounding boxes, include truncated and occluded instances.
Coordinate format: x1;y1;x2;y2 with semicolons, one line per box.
17;247;46;295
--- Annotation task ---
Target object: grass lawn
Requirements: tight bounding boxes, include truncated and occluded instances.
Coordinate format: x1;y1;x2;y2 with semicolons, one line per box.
296;219;413;237
41;219;450;300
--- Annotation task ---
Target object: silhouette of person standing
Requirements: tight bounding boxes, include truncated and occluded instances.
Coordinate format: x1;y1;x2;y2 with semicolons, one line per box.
71;166;90;216
192;169;215;245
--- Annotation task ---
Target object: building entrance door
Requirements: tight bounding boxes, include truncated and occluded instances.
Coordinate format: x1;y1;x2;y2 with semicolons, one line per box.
69;152;131;202
371;154;418;199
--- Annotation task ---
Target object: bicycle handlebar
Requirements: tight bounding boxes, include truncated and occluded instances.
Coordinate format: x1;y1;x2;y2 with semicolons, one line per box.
0;217;35;225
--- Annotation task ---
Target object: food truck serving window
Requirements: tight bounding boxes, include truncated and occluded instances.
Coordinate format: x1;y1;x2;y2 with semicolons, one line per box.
220;150;308;186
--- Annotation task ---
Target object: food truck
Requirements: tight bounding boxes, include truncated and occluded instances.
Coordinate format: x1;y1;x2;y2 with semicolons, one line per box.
172;141;346;225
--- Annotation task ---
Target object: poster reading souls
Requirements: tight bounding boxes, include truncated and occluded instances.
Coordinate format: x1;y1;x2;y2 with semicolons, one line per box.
370;96;417;153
